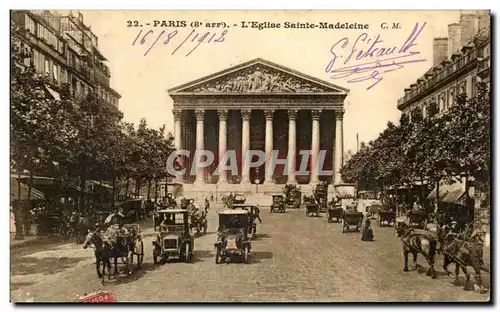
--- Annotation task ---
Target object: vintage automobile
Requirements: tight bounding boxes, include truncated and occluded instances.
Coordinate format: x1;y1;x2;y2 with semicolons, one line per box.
304;196;320;217
214;210;252;264
123;223;144;266
313;182;329;213
232;204;261;238
407;210;428;229
152;209;194;264
341;211;364;233
283;184;301;209
118;199;146;222
327;205;343;223
233;193;247;205
376;205;396;227
270;194;286;213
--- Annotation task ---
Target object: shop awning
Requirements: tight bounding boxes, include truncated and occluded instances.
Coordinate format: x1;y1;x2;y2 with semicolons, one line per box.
45;85;61;101
11;178;45;201
88;180;113;189
428;181;466;203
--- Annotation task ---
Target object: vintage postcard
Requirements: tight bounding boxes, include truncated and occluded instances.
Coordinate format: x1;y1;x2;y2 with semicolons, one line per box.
10;10;491;303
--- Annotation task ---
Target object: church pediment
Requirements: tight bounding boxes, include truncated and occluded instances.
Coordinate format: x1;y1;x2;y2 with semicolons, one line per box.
168;58;348;94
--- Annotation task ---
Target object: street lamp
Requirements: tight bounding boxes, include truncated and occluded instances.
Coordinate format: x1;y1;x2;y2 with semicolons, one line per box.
255;167;260;193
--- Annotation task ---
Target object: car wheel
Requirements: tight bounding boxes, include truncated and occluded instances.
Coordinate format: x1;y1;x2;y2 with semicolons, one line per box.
184;243;191;263
215;247;221;264
243;246;250;264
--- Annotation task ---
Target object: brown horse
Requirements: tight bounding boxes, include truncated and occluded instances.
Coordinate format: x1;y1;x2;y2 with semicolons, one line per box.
395;221;437;278
436;224;489;293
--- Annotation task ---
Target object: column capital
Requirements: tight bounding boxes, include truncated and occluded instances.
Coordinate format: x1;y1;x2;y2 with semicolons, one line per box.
173;109;182;120
264;109;275;120
311;109;322;120
287;109;298;121
241;109;252;121
335;109;345;120
217;109;228;121
195;109;205;121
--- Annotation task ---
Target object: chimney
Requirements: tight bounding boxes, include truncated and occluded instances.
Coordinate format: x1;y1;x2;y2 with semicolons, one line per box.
433;37;448;66
477;10;491;32
447;23;461;58
459;12;479;46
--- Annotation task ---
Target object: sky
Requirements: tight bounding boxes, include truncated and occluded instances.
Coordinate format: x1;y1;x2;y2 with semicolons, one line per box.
80;10;460;153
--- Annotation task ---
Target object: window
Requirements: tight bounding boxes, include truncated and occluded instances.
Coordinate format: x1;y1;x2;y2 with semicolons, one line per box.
25;15;36;34
52;63;58;81
439;94;445;112
60;68;66;83
44;59;50;75
448;88;455;108
459;81;467;95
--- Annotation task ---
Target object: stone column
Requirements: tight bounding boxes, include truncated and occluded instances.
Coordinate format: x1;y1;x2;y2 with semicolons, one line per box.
310;110;322;184
217;109;228;184
194;109;205;185
287;109;298;184
241;109;251;184
264;109;275;184
334;109;345;184
173;109;183;183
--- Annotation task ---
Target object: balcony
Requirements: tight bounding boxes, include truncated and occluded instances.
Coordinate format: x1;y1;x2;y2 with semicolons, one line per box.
477;55;490;80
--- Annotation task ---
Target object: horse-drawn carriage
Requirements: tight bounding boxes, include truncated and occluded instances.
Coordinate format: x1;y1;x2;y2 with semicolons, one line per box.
270;194;286;213
375;205;396;227
123;223;144;266
189;205;208;237
407;210;428;229
283;184;301;209
233;204;261;238
214;210;252;264
152;209;194;264
327;205;344;223
36;214;68;238
341;211;364;233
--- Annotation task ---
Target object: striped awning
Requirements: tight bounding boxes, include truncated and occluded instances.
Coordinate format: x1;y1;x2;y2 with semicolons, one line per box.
428;181;466;203
11;178;45;201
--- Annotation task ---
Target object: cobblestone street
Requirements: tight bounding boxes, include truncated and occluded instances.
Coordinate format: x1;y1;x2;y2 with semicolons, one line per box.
10;203;490;302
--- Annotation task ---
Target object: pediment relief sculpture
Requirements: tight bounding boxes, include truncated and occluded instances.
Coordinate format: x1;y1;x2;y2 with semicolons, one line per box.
190;66;330;93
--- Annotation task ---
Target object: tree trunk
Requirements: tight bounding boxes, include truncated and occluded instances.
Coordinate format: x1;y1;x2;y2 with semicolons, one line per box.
124;178;130;199
465;174;474;224
147;179;152;200
79;172;86;213
24;171;34;236
135;178;141;198
435;178;441;214
112;176;117;209
14;171;24;240
154;178;159;203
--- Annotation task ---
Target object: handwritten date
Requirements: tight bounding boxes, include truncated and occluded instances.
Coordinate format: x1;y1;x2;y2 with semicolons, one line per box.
325;22;427;90
132;28;228;57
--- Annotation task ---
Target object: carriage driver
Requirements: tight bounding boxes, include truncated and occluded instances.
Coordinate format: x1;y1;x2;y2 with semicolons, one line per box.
105;214;129;251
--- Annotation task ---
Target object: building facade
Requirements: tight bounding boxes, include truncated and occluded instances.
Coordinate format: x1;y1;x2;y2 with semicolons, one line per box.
11;10;120;107
168;58;349;198
397;11;490;118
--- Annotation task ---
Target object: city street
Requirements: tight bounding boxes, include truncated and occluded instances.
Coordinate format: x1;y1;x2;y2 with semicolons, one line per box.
11;202;490;303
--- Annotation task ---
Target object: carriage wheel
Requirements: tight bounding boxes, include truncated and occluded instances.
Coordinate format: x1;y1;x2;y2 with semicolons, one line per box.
215;246;221;264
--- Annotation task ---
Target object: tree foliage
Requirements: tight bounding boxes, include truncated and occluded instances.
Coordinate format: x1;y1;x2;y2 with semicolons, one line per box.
11;24;176;224
341;82;490;198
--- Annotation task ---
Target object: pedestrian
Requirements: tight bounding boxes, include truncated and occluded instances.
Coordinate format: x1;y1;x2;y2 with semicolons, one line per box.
361;218;374;241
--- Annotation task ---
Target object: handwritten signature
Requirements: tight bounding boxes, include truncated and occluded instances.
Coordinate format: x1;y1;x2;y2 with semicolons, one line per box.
325;22;427;90
132;28;228;57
